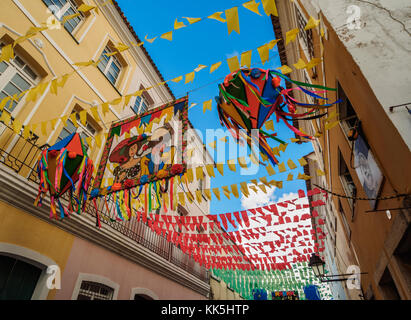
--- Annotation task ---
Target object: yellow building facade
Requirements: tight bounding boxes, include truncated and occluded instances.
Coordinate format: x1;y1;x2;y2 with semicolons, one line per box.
0;0;215;300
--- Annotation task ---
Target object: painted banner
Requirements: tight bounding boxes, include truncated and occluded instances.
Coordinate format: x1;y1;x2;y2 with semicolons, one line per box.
93;97;188;195
272;290;300;300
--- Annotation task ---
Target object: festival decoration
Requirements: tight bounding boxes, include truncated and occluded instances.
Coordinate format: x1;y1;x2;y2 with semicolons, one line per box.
34;133;94;219
304;284;322;300
272;290;300;300
216;67;339;166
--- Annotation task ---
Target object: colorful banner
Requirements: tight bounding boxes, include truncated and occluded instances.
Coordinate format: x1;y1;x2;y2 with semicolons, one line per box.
92;97;188;195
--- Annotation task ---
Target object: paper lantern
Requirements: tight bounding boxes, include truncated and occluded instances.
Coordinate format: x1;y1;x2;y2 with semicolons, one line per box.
35;133;94;219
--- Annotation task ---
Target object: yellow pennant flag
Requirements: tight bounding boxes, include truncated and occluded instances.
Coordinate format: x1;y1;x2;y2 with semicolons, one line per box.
78;4;96;13
293;58;307;70
70;113;78;127
95;134;102;148
62;13;81;24
183;17;201;24
266;164;275;176
74;60;95;67
249;153;259;165
243;0;262;16
227;159;237;172
208;12;226;23
185;72;195;84
231;184;239;198
261;0;278;16
196;190;203;204
227;56;240;72
0;111;11;125
298;173;311;180
0;96;11;111
225;7;240;35
287;159;298;170
144;35;157;43
257;44;269;65
0;44;14;63
204;189;212;201
287;173;294;181
279;143;288;152
325;120;339;131
238;157;248;168
178;192;186;206
260;152;268;162
305;58;322;70
111;97;122;105
171;75;183;83
206;164;215;177
268;39;281;49
298;157;308;167
222;186;231;199
285;28;299;45
259;177;270;187
22;125;31;139
216;163;224;176
240;50;252;68
305;16;320;30
203;99;212;113
210;61;222;74
90;106;100;122
196;167;204;181
160;31;173;41
194;64;207;72
208;141;216;149
174;18;186;30
317;169;326;176
271;180;283;189
265;119;274;131
277;65;293;75
258;184;267;193
12;119;22;134
50;79;59;95
79;110;87;126
186;168;194;183
212;188;221;200
278;162;286;173
114;43;129;52
272;147;280;156
101;103;109;116
220;136;228;143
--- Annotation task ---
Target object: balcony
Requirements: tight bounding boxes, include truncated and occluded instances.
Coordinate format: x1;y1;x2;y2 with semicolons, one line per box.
0;121;209;285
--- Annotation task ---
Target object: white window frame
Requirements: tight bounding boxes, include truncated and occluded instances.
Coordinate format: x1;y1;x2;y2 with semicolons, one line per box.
44;0;84;35
132;95;149;115
97;46;122;86
57;113;97;150
0;47;39;116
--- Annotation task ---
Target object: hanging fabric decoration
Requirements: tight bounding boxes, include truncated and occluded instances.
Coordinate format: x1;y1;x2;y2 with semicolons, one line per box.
216;68;340;166
34;133;94;220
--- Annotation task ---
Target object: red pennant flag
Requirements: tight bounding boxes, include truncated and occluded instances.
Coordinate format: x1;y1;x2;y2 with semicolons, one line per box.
233;211;243;227
269;204;279;215
241;211;250;227
219;214;228;230
225;212;237;228
298;189;306;198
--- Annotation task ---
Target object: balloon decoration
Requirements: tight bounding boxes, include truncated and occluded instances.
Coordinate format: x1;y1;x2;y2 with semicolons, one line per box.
216;68;339;166
34;133;94;219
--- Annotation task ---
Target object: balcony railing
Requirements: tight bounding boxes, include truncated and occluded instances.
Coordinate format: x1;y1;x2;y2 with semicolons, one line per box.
0;122;209;282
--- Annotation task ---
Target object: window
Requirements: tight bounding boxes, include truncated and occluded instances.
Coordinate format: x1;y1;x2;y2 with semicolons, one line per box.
43;0;84;35
57;112;97;151
76;281;114;300
296;6;315;59
132;95;149;115
338;199;351;242
97;46;122;86
378;267;401;300
0;45;38;113
0;255;42;300
337;82;359;140
338;150;356;211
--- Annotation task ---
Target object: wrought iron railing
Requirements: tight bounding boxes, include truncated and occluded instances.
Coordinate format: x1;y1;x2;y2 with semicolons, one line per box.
0;122;209;282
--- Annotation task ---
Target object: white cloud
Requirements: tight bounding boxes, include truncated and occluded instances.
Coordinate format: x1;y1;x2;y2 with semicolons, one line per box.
240;183;276;210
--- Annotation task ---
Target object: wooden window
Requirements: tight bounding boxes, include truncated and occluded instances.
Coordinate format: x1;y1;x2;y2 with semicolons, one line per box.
0;44;38;113
132;95;149;115
57;112;97;151
337;82;359;140
97;46;122;86
338;149;356;213
42;0;84;35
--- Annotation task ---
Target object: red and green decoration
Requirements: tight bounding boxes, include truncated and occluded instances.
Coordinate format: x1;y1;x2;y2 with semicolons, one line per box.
34;133;94;220
216;68;340;166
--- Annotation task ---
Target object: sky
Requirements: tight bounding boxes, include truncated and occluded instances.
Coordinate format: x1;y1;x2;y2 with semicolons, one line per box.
116;0;315;218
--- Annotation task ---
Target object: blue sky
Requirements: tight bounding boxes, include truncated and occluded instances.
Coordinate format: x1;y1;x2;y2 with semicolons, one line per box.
116;0;314;219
